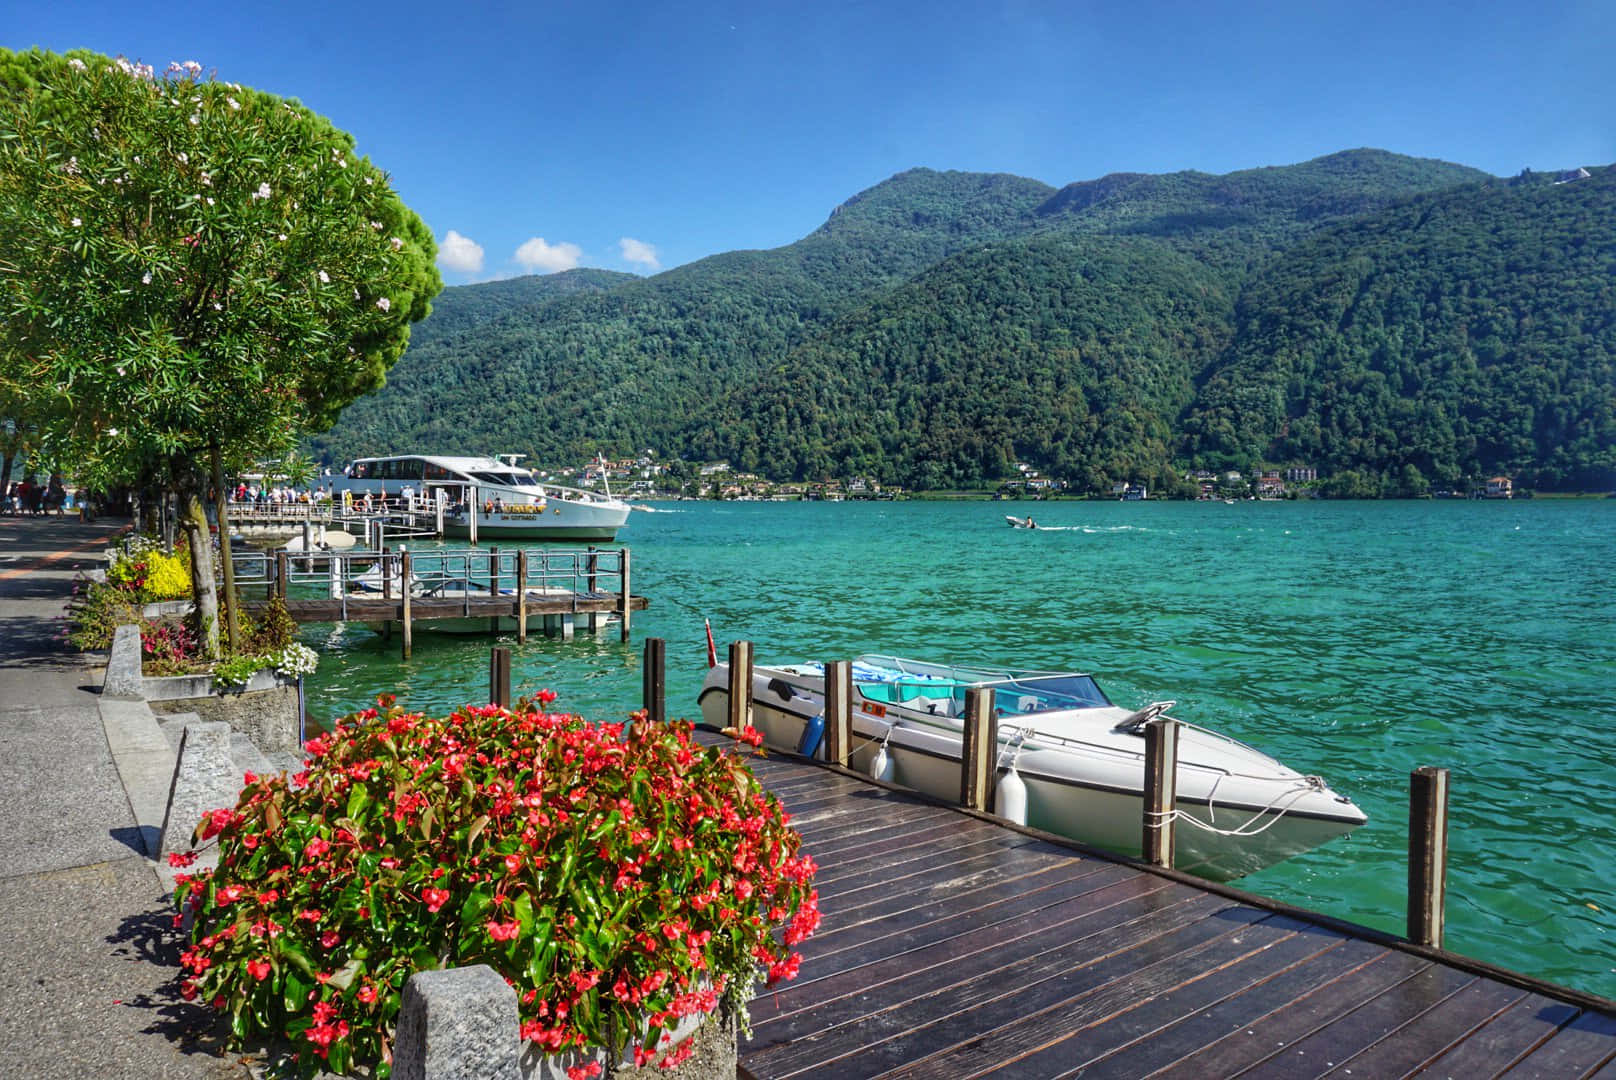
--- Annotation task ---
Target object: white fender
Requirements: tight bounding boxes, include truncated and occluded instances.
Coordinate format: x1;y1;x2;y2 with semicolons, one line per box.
995;765;1028;826
869;743;895;783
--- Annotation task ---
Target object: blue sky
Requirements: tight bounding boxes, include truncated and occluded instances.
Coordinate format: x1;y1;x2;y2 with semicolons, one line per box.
7;1;1612;283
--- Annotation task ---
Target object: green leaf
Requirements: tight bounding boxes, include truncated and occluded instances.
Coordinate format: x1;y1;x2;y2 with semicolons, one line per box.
282;970;312;1014
278;940;315;978
326;956;364;991
457;887;492;930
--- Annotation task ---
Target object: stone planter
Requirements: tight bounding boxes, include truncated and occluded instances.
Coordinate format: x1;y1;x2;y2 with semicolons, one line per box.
103;624;300;753
395;965;737;1080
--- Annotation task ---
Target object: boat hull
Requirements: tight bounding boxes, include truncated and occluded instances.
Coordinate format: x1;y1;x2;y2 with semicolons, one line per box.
698;665;1364;881
442;502;628;541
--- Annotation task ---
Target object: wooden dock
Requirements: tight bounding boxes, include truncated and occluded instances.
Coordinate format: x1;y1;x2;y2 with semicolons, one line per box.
724;744;1616;1078
234;546;646;648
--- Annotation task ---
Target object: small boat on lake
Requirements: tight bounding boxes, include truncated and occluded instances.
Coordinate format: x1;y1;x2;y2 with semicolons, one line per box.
698;654;1366;880
331;454;630;540
1006;514;1037;529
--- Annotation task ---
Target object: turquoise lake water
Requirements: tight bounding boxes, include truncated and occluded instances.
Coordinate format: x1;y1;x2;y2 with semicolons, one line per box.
298;498;1616;1001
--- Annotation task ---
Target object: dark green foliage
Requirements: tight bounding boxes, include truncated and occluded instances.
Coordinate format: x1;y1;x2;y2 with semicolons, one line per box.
313;151;1614;493
1183;165;1616;493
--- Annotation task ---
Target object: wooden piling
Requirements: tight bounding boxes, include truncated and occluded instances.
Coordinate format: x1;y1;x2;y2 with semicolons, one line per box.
726;640;754;737
275;552;288;601
642;637;666;725
489;646;511;708
1408;765;1450;948
618;548;632;642
468;484;479;546
960;687;997;812
516;550;529;644
488;546;501;634
823;660;853;767
400;552;413;660
584;547;601;633
1143;717;1180;869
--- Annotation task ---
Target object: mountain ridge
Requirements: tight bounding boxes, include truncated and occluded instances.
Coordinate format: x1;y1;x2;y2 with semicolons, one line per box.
311;150;1615;494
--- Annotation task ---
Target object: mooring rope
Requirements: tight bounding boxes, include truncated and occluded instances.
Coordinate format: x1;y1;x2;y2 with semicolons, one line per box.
1144;776;1327;837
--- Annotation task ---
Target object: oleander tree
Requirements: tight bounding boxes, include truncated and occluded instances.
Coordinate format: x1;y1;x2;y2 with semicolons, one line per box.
0;48;441;655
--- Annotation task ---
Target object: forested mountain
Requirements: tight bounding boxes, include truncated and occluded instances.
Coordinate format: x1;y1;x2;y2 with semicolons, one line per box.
312;151;1615;493
1182;164;1616;493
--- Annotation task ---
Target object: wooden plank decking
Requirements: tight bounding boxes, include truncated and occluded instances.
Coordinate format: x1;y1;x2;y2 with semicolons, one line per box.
725;743;1616;1079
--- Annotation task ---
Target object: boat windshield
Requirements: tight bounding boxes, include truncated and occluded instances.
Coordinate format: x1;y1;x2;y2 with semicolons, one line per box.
470;470;538;487
850;660;1111;716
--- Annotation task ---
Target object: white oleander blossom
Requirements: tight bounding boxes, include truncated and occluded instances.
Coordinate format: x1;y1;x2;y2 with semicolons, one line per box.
389;237;403;250
70;217;81;227
375;297;391;312
318;270;329;283
252;182;272;200
68;58;86;71
227;97;241;111
141;271;152;285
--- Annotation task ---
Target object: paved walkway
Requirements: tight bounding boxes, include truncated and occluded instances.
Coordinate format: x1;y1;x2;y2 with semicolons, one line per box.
0;514;247;1079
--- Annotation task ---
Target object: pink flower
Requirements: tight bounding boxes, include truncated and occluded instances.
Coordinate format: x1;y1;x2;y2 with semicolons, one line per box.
421;887;450;913
247;959;271;980
486;919;520;941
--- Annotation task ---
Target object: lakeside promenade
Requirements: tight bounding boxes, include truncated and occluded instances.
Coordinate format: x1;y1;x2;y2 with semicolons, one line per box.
0;514;247;1079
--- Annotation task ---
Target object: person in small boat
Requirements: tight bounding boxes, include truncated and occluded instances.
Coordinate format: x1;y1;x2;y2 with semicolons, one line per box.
1026;517;1035;529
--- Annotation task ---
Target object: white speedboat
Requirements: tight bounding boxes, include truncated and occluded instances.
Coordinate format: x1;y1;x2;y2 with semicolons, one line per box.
698;654;1366;880
331;454;629;540
1006;515;1037;529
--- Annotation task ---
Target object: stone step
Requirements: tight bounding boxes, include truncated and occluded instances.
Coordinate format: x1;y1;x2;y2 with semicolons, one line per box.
265;750;306;777
158;712;204;753
229;732;274;780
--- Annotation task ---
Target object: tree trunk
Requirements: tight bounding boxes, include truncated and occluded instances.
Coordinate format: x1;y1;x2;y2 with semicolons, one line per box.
181;491;221;660
209;443;241;653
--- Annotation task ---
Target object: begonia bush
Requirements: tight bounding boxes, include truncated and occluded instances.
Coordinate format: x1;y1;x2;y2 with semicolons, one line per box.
170;695;818;1077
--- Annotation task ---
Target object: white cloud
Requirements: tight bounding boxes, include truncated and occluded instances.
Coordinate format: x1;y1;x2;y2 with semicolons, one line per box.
436;230;484;274
513;237;583;273
619;236;660;271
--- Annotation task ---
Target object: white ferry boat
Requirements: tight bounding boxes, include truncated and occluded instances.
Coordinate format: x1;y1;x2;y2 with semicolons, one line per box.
331;454;630;540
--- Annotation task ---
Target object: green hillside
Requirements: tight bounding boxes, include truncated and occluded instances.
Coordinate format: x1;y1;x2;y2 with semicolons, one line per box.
1183;165;1616;493
312;150;1615;493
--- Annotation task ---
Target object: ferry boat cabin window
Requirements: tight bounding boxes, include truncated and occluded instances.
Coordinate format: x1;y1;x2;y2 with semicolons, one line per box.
352;461;374;479
424;463;452;480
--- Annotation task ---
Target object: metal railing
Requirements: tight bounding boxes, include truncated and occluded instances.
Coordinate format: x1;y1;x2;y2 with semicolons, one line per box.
233;546;628;623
